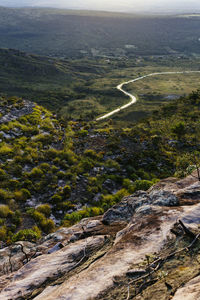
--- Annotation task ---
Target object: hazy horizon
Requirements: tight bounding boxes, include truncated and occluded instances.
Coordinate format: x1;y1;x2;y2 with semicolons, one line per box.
1;0;200;13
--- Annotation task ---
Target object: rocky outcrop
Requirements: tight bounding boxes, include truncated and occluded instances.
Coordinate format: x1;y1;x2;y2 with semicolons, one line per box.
172;275;200;300
0;236;107;300
0;242;36;276
0;100;35;124
1;173;200;299
102;189;178;225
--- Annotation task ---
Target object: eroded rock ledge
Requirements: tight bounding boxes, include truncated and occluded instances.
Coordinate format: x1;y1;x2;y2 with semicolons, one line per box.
1;173;200;300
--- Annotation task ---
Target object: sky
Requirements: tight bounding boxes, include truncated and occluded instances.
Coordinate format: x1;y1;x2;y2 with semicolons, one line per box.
1;0;200;13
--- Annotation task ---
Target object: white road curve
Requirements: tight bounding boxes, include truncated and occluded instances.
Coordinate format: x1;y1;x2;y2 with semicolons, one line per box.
96;70;200;121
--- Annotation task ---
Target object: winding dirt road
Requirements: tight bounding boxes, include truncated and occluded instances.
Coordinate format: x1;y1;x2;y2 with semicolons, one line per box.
96;70;200;121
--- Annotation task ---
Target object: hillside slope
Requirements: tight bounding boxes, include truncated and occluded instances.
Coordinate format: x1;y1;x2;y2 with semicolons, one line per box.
0;48;109;112
0;89;200;245
1;7;200;57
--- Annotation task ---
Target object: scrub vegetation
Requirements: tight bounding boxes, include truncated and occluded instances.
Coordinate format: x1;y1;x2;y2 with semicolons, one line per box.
0;88;200;244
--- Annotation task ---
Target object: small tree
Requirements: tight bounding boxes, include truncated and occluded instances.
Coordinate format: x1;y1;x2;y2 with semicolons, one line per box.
176;151;200;181
187;152;200;181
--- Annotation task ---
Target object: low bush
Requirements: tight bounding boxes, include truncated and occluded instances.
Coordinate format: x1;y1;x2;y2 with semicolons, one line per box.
0;226;7;241
0;189;11;201
40;219;55;234
0;168;7;180
0;144;13;155
63;185;71;197
36;204;51;217
50;194;62;204
12;228;41;242
0;205;13;218
14;189;31;202
132;180;153;192
29;167;44;179
63;206;104;226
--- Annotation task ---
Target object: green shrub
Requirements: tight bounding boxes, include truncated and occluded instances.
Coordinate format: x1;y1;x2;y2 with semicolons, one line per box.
0;226;7;241
50;194;62;204
84;149;98;159
78;158;94;172
88;177;97;185
0;124;9;132
0;189;11;201
29;167;44;178
65;171;73;179
101;194;116;210
22;179;34;189
12;229;40;242
51;165;59;173
36;204;51;217
32;225;42;239
28;207;54;233
0;144;13;155
40;163;51;172
14;189;31;202
56;201;75;211
8;199;18;210
77;129;88;137
63;185;71;197
32;210;46;223
171;121;186;139
132;180;153;192
46;148;59;159
60;150;77;165
87;185;99;195
0;168;7;180
21;188;31;199
100;188;129;210
89;207;104;216
0;205;13;218
130;173;139;181
136;169;151;180
114;189;129;201
40;219;55;234
63;206;104;226
123;178;133;189
14;155;23;163
8;179;20;190
57;171;66;179
32;133;51;143
105;159;120;170
11;210;22;226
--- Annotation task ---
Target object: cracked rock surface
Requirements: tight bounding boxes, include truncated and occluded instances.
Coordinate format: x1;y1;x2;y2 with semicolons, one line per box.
1;173;200;299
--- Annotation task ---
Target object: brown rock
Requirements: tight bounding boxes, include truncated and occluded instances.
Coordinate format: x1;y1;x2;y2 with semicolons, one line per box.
172;275;200;300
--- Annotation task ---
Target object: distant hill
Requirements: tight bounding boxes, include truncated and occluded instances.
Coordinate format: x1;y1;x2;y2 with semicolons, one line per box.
0;48;108;112
1;7;200;57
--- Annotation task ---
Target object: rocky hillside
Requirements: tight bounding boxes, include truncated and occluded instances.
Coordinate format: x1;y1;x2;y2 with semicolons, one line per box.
1;80;200;299
0;95;156;244
1;90;200;246
0;172;200;299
